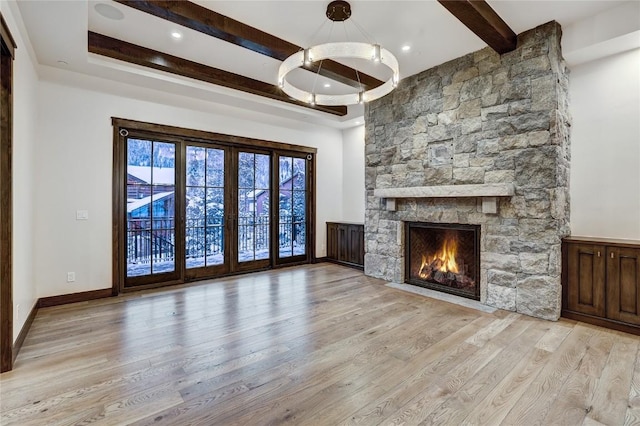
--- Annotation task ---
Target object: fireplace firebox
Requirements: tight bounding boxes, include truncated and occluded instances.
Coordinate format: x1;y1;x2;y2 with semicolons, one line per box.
405;222;480;300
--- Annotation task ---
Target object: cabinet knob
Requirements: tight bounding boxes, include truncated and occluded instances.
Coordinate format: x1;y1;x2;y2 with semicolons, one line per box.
597;251;601;257
611;252;615;259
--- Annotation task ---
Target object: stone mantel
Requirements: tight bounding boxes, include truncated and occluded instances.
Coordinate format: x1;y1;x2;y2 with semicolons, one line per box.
374;183;515;199
374;183;515;213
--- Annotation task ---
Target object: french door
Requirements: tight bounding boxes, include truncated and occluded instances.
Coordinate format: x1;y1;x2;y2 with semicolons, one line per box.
115;120;314;291
183;145;273;279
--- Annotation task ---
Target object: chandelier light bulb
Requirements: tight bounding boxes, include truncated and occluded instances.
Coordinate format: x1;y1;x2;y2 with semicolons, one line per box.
373;44;381;62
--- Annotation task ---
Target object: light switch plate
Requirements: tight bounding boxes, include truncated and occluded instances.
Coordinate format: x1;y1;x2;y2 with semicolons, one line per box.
76;210;89;220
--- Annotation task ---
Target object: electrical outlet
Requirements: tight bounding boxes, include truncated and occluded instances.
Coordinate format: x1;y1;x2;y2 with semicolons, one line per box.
67;272;76;282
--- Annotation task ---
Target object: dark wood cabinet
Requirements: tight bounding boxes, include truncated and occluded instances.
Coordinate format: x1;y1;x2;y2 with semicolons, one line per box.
565;242;606;317
563;236;640;335
326;222;364;269
606;246;640;325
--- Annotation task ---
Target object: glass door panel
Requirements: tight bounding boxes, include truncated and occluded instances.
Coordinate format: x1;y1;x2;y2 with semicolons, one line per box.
185;146;227;272
278;156;308;260
237;152;271;263
126;139;177;280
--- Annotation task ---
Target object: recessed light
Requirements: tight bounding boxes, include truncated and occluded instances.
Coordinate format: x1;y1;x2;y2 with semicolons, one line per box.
401;45;411;52
323;83;331;88
171;31;183;40
94;3;124;20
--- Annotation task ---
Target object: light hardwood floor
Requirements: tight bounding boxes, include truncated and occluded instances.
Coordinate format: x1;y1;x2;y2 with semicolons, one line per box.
1;263;639;425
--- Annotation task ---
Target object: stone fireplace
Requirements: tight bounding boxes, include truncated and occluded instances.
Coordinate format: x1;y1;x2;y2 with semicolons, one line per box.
406;222;480;300
364;21;571;321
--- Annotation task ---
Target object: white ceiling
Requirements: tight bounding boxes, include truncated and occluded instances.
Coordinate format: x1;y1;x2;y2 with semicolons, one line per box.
14;0;637;129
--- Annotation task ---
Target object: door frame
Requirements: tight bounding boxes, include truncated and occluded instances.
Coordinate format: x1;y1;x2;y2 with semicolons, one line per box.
0;13;16;373
112;118;317;294
183;142;232;281
119;131;184;289
272;150;315;267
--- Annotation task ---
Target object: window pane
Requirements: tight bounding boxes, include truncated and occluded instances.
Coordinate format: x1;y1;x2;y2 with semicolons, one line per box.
238;215;255;262
186;187;205;269
255;154;270;190
279;189;293;257
127;220;151;277
128;139;151;168
279;157;292;189
186;146;205;187
206;148;224;187
292;190;306;223
152;142;175;185
186;226;205;269
206;188;224;266
293;191;306;256
293;158;306;190
151;186;175;274
255;195;270;260
279;189;292;215
238;152;254;189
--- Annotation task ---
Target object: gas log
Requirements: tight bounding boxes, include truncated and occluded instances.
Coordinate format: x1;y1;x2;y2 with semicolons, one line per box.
419;258;475;290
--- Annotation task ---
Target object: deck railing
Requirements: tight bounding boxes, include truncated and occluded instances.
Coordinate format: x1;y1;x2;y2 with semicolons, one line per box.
127;215;305;267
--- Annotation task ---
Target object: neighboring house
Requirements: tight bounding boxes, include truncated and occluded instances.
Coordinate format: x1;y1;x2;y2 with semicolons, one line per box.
252;171;305;216
127;192;174;219
127;166;176;218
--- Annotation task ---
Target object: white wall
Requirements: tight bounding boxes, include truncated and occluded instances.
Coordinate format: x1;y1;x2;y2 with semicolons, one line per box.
1;2;39;340
569;48;640;240
341;125;365;223
35;70;344;297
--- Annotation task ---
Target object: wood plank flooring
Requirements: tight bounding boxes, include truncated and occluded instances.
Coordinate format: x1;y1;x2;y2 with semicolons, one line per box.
1;263;639;425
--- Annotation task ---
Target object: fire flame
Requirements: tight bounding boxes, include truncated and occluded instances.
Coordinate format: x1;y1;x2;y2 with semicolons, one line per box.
419;235;460;278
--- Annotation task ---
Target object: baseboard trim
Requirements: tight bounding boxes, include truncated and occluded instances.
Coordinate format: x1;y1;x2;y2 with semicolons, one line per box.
314;257;328;263
38;288;114;308
324;258;364;271
12;301;38;362
562;310;640;336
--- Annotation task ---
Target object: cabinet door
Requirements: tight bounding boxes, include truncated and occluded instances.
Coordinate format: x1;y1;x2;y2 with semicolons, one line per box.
607;247;640;324
566;243;606;317
337;224;348;262
346;225;364;265
326;223;339;261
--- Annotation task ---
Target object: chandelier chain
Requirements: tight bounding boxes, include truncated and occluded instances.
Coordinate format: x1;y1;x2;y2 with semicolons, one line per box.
341;20;363;93
349;17;376;45
311;22;335;96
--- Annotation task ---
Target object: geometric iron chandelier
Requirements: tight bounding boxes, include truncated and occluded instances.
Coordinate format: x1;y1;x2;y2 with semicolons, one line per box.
278;1;399;106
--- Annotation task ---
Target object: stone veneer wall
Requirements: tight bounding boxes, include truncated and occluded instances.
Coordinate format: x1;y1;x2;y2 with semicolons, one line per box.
364;21;571;320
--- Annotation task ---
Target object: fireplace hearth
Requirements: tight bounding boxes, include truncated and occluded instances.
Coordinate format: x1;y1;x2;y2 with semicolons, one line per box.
405;222;480;300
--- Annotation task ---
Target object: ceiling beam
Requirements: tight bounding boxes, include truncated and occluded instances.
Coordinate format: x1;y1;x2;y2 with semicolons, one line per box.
437;0;517;54
113;0;384;90
87;32;347;116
